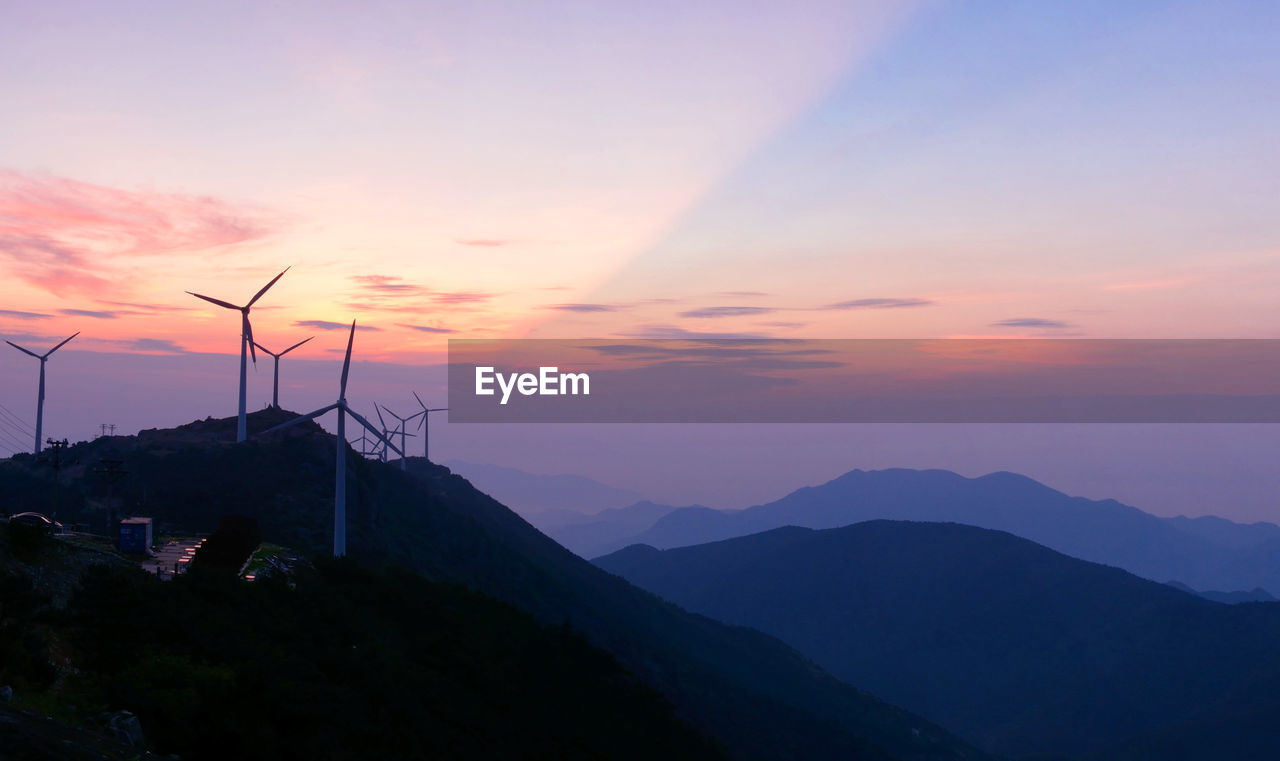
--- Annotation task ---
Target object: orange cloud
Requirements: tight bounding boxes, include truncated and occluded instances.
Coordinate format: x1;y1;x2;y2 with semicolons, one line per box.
0;170;277;297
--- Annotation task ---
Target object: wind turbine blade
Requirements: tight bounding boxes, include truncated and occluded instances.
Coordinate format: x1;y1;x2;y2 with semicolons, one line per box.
252;341;277;357
281;336;314;355
347;407;402;456
5;341;40;359
247;266;290;307
187;291;241;310
375;405;388;431
257;403;339;436
339;320;355;398
43;332;80;357
243;313;257;364
413;390;427;411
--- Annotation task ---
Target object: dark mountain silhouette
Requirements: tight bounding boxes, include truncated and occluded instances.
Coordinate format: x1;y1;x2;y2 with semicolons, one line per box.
1;541;721;760
596;521;1280;759
601;468;1280;594
0;411;986;761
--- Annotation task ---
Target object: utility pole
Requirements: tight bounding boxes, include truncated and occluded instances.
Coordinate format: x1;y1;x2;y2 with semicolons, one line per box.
93;458;128;539
42;438;69;518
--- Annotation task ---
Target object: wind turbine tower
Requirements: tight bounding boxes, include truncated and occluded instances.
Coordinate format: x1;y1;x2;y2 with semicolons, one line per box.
380;405;423;470
413;392;448;462
253;336;313;408
5;332;79;454
187;267;289;442
259;320;401;556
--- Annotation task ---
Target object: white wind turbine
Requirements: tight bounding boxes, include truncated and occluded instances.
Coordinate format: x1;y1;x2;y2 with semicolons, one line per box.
259;320;400;557
252;335;313;408
187;267;289;442
5;332;79;454
413;392;448;462
379;405;423;471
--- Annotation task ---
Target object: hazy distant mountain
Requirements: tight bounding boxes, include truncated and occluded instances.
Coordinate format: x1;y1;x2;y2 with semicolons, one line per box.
0;412;984;761
442;460;646;519
1167;580;1278;603
542;500;688;557
607;468;1280;594
597;521;1280;759
1163;513;1280;549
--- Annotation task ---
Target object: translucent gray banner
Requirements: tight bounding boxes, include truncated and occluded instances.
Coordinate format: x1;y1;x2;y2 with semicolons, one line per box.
447;339;1280;423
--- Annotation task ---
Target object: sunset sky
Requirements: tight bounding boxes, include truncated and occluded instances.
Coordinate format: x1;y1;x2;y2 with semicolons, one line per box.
3;2;1279;518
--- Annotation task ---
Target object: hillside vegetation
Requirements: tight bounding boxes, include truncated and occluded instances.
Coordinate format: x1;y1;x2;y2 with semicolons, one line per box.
1;550;721;760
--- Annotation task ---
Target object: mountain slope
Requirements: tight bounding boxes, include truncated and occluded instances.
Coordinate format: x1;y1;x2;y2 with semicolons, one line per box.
596;521;1280;758
1;553;722;761
615;468;1280;593
0;412;986;761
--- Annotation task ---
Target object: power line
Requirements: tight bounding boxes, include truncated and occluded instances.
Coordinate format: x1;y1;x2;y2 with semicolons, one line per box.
0;434;25;454
0;419;29;453
0;403;34;437
0;401;33;429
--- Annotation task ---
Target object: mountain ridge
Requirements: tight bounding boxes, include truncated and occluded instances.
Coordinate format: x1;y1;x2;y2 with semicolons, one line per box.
591;467;1280;594
596;519;1280;759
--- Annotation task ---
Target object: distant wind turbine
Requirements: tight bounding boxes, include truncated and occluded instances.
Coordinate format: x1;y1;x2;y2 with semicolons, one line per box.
379;405;423;471
5;332;79;454
374;406;392;463
253;336;313;408
259;320;400;557
413;392;448;462
353;430;373;458
187;267;289;442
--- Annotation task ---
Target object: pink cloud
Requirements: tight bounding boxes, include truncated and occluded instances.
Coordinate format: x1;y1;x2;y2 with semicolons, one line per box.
0;170;277;296
342;274;495;313
1103;276;1199;292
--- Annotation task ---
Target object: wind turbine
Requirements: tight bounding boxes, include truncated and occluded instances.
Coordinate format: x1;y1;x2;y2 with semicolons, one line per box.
372;406;415;464
187;267;289;442
5;332;79;454
379;405;423;471
374;406;392;462
353;430;373;457
258;320;400;557
413;392;448;462
252;336;313;408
